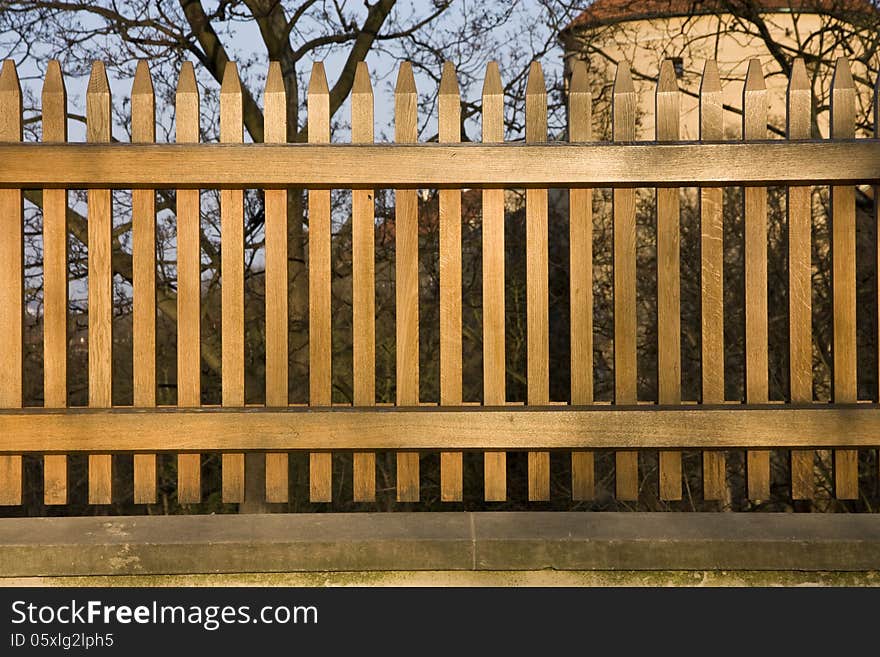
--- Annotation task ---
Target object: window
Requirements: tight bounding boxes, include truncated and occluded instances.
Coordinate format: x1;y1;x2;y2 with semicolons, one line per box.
671;57;685;78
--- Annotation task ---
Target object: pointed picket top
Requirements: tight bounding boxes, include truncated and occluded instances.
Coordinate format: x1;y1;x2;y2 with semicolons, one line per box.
699;60;722;141
220;62;242;143
831;57;855;139
43;60;66;99
352;61;372;97
613;61;636;142
789;57;809;93
657;59;678;94
440;60;459;98
656;60;680;141
176;61;199;144
787;58;810;140
874;74;879;139
87;60;110;95
0;60;21;141
395;61;416;96
264;61;286;144
744;58;765;92
132;60;153;97
700;59;721;95
482;61;503;144
176;60;198;97
743;59;766;140
525;61;547;143
86;61;111;142
308;61;329;144
308;60;329;97
0;59;19;94
395;62;417;144
569;59;591;142
131;60;155;143
832;56;854;92
265;61;285;96
41;60;66;142
351;62;373;144
613;60;635;95
526;60;546;98
482;60;502;99
221;60;242;96
570;59;589;97
439;61;460;143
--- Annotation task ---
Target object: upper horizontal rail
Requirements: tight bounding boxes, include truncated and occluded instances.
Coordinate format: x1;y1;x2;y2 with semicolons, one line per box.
1;141;877;188
0;405;878;452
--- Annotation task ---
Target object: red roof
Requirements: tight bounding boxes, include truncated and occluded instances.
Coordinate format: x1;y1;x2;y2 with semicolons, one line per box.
563;0;879;32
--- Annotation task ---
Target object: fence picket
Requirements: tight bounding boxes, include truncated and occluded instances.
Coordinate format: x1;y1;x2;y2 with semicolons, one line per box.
132;61;157;504
525;62;551;502
0;60;22;506
830;57;858;500
308;62;333;503
42;61;68;505
613;62;639;501
699;61;726;501
876;75;880;486
482;62;507;502
86;62;113;505
743;59;770;502
220;62;246;503
395;63;420;502
439;62;464;501
787;58;815;500
656;60;682;501
264;62;289;503
351;62;376;502
175;62;202;504
569;60;594;500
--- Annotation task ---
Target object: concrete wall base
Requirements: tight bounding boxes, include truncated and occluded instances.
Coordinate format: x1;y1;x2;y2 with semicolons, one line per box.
2;570;879;587
0;512;877;582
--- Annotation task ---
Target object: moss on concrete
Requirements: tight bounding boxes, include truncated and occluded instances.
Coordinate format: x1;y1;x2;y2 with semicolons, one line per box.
2;570;878;587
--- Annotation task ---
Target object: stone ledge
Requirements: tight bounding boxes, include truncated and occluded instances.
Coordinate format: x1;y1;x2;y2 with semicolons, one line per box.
0;512;877;577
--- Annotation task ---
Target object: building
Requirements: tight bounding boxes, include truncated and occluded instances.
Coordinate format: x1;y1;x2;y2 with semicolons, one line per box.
559;0;880;140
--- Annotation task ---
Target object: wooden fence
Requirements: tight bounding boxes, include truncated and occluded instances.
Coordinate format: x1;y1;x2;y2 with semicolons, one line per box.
0;55;878;509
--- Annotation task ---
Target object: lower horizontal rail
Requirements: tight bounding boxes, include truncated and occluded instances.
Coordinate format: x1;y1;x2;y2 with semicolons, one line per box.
0;405;878;452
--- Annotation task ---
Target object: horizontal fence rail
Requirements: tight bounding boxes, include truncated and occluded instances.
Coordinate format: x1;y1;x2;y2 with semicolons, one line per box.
0;406;878;452
0;142;877;188
0;54;878;511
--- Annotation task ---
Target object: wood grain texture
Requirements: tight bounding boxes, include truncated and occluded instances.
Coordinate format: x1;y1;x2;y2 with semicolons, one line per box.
0;60;22;505
526;62;550;502
656;61;682;501
743;60;770;502
787;59;815;500
613;62;639;501
307;62;333;503
86;62;113;505
568;60;594;500
41;60;68;505
1;406;878;452
175;62;202;504
482;62;507;502
439;62;463;501
351;62;376;502
699;61;726;501
1;141;876;189
263;62;289;503
220;62;245;504
131;60;157;504
830;58;858;500
395;63;420;502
